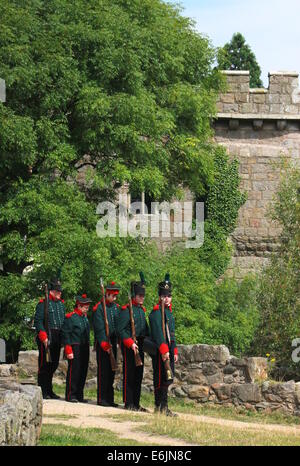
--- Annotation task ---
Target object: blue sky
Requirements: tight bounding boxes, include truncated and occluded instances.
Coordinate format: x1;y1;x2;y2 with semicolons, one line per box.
173;0;300;87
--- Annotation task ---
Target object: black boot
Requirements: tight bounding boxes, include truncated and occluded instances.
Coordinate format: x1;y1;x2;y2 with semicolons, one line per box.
154;388;161;412
160;386;178;417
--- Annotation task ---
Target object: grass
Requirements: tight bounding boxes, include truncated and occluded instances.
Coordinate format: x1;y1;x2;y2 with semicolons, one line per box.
52;383;300;427
43;414;78;420
137;415;300;446
39;424;149;446
101;411;300;446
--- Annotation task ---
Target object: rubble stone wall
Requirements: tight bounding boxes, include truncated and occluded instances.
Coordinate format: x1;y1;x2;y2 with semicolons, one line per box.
17;344;300;416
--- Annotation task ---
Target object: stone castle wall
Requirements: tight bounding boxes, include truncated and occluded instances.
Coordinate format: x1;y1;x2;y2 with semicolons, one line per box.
214;71;300;278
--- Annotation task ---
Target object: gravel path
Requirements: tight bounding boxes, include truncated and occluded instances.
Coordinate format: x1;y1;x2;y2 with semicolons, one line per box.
42;399;195;446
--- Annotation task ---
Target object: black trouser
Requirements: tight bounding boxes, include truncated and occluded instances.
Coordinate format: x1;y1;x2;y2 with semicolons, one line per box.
121;337;144;408
65;343;90;401
96;337;117;405
152;343;175;409
37;329;61;397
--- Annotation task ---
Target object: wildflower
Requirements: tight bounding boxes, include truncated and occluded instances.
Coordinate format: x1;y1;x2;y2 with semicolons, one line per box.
266;353;270;357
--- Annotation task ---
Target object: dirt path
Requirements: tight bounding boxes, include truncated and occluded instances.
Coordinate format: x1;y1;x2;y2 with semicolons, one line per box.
42;400;195;446
43;399;300;446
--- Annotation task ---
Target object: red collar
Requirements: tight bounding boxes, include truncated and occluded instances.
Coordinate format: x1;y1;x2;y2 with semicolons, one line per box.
74;308;83;316
49;293;60;302
158;299;172;312
132;298;143;307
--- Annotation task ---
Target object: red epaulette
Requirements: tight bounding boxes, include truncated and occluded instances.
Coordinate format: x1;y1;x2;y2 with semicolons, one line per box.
65;311;76;319
142;306;146;313
116;304;120;308
93;301;101;312
60;299;65;303
153;304;160;311
121;304;129;310
39;298;45;303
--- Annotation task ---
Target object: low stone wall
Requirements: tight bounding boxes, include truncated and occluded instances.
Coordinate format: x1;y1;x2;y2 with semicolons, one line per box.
0;378;43;445
17;344;300;416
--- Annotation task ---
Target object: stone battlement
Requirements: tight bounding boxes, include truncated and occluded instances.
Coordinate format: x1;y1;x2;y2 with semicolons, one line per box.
214;70;300;279
217;71;300;124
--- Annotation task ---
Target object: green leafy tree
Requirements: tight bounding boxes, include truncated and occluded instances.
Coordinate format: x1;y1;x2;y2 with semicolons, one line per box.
217;32;263;88
251;161;300;378
0;0;246;360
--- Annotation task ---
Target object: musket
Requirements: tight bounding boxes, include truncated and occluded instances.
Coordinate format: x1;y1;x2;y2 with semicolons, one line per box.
128;293;143;367
161;297;173;382
44;284;52;363
100;278;117;371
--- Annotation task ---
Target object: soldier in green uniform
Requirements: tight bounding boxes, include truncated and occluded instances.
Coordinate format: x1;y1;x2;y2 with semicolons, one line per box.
93;281;120;407
117;272;149;412
62;294;91;403
34;278;65;399
149;273;178;416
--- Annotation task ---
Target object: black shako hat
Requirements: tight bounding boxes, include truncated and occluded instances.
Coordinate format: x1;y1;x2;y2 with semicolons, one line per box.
49;278;62;292
131;271;146;297
75;294;92;305
158;273;172;296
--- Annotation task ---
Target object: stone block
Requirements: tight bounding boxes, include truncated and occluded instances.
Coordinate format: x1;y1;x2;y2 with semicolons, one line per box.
252;94;266;104
230;358;247;367
191;345;230;363
267;94;280;104
185;385;210;400
221;93;235;104
223;103;239;112
173;387;186;398
0;365;17;378
185;369;208;385
211;383;232;401
0;382;42;445
245;358;268;383
240;83;250;93
207;373;224;385
240;103;253;113
285;105;299;114
232;384;262;403
17;351;39;377
224;375;235;384
236;93;249;103
85;377;97;389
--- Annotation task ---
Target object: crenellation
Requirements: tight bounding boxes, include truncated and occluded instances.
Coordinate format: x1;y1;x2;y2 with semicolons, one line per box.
217;70;300;119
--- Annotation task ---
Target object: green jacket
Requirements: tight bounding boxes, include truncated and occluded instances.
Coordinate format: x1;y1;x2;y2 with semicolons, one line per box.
93;300;120;349
149;303;177;355
34;296;66;336
61;309;90;347
117;301;149;348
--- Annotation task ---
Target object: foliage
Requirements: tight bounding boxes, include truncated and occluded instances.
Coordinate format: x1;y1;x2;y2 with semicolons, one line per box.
197;146;247;277
217;32;263;88
0;0;247;360
251;161;300;378
0;0;223;200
